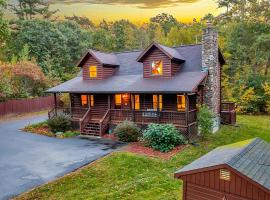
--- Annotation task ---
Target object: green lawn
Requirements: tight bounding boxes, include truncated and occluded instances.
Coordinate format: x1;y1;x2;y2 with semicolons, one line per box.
16;115;270;200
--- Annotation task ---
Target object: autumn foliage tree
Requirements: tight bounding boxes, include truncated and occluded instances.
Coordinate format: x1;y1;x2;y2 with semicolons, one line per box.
0;61;53;101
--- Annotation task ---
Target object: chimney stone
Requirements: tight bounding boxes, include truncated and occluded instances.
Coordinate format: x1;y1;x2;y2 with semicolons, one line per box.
202;24;221;132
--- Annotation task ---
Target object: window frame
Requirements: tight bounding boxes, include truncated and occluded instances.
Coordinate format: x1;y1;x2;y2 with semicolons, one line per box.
81;95;88;107
115;94;122;108
177;95;186;111
134;95;140;110
151;60;163;76
89;66;97;78
153;94;162;111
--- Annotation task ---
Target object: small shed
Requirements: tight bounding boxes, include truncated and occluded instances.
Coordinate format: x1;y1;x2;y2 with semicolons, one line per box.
175;138;270;200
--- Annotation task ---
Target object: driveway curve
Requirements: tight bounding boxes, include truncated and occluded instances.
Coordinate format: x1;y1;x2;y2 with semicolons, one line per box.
0;114;123;200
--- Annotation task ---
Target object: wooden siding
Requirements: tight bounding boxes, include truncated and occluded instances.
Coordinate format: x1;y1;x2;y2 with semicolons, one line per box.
142;47;172;78
171;60;181;75
70;93;81;107
181;167;270;200
82;55;116;80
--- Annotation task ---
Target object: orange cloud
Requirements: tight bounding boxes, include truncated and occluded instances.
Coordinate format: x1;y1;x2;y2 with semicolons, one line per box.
50;0;199;9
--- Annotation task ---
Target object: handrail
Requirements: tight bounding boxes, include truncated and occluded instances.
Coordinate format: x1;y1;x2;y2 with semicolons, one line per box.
79;108;91;133
99;109;111;136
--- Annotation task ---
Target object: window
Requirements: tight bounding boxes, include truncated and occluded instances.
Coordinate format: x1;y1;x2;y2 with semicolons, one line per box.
151;60;163;75
135;95;140;110
81;95;88;107
177;95;186;111
220;169;230;181
115;94;122;107
153;95;162;110
90;95;94;107
159;95;163;110
89;66;97;78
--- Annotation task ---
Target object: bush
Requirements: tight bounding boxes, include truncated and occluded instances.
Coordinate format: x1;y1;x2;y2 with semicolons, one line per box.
141;124;186;152
198;105;214;139
47;114;72;133
114;121;141;142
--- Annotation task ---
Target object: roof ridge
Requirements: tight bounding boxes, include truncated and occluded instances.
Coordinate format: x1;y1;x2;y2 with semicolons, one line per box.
114;43;202;54
227;138;262;166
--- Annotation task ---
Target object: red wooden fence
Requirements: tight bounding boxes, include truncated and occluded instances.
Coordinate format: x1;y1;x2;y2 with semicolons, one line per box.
0;96;54;116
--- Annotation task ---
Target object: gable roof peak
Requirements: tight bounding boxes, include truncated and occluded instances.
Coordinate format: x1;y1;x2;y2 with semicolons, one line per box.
76;49;120;67
137;41;186;63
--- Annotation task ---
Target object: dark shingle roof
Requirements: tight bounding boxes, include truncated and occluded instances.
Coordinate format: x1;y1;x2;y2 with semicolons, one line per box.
77;49;119;67
47;71;207;93
47;44;206;93
175;138;270;190
137;42;185;62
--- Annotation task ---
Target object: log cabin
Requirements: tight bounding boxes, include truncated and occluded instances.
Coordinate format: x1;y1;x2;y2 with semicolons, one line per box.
174;138;270;200
46;23;235;139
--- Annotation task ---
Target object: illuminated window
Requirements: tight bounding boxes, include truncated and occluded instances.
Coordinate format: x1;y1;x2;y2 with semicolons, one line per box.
159;95;163;110
220;169;230;181
89;66;97;78
81;95;88;106
90;95;94;107
135;95;140;110
153;95;162;110
151;60;163;75
177;95;186;111
115;94;122;107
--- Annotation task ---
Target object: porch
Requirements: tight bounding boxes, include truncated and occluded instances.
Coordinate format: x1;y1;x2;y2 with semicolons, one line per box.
49;93;198;141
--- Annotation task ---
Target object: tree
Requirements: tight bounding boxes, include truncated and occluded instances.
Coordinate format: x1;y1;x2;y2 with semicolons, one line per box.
8;20;91;79
65;15;95;30
0;0;9;47
150;13;179;36
9;0;58;20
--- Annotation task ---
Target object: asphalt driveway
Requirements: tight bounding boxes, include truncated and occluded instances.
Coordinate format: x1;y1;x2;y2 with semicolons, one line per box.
0;114;123;200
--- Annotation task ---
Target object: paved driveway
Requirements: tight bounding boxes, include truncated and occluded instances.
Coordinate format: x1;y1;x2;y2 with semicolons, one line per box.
0;114;123;200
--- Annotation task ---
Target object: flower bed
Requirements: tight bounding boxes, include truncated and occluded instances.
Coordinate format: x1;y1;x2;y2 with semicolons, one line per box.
23;121;80;139
122;142;187;160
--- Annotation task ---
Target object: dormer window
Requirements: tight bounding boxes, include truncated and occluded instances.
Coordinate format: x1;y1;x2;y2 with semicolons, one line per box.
151;60;163;75
89;66;97;78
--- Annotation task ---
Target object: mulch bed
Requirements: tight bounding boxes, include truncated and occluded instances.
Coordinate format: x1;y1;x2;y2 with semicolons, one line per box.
122;142;187;160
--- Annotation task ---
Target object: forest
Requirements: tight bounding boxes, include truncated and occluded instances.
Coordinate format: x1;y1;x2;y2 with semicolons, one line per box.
0;0;269;114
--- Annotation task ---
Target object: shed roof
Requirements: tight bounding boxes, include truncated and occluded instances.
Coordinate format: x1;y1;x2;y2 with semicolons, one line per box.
175;138;270;191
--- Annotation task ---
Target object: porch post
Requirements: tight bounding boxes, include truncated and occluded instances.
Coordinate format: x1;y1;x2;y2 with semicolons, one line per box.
54;93;57;116
157;94;160;124
108;94;111;109
131;94;135;122
185;94;190;142
69;93;72;117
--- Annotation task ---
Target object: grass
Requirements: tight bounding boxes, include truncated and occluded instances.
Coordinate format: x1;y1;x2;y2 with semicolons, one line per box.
15;115;270;200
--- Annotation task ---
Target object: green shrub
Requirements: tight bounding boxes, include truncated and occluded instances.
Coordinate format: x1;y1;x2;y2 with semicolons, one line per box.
141;124;186;152
47;114;72;133
198;105;214;139
114;121;141;142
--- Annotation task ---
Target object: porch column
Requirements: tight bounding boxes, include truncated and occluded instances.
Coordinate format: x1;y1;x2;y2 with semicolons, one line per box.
185;94;190;142
131;94;135;122
157;94;160;124
54;93;57;115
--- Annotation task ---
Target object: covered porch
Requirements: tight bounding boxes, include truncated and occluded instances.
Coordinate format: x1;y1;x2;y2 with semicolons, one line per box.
49;93;198;140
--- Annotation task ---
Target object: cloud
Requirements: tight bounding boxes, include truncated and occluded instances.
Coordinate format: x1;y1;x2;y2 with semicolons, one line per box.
49;0;199;9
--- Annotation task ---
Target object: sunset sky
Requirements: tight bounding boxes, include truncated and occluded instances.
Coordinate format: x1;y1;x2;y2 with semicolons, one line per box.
8;0;223;23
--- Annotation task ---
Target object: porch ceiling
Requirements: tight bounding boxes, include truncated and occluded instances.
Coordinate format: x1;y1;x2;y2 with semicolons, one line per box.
46;71;207;94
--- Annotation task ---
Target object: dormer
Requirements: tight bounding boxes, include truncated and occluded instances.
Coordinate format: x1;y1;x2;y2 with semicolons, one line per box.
137;42;185;78
77;50;119;80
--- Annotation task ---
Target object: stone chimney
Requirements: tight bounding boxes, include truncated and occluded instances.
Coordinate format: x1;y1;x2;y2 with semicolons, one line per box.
202;21;221;132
